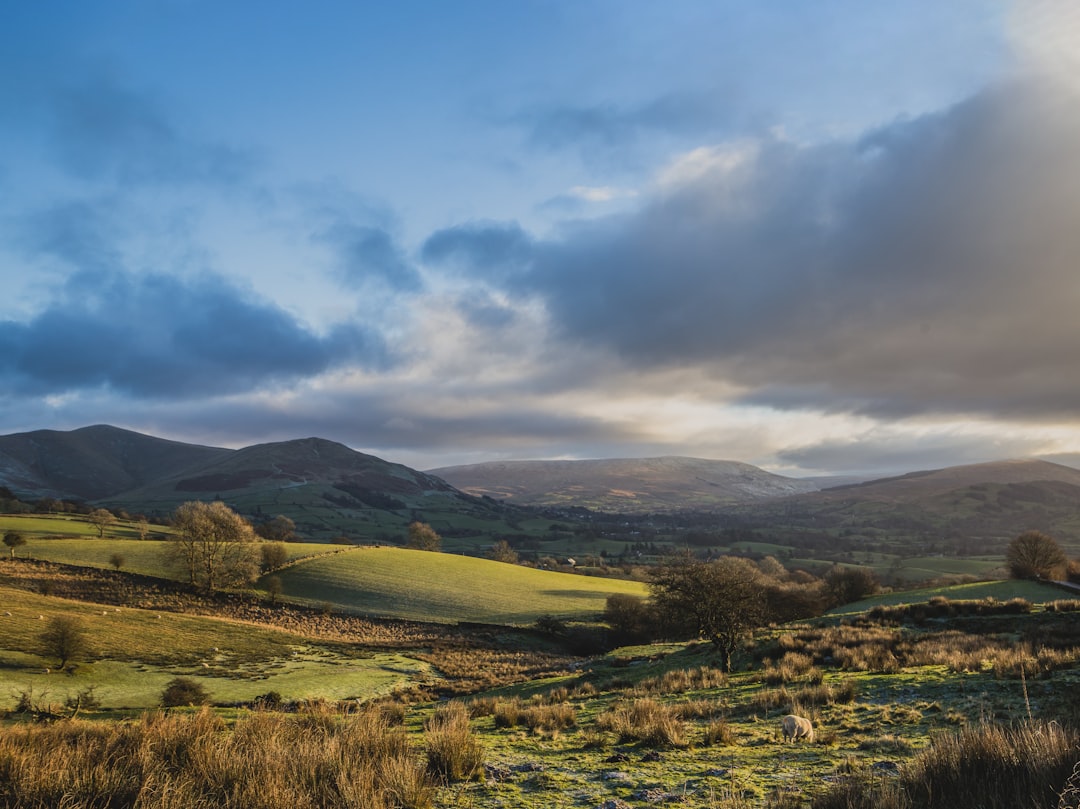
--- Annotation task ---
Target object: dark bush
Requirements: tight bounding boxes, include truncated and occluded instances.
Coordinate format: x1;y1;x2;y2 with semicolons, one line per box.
161;677;211;708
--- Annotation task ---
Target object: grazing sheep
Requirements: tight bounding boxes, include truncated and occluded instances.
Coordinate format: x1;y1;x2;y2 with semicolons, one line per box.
781;714;814;743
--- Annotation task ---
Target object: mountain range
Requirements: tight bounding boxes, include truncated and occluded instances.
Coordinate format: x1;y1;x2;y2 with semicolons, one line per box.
3;425;1080;550
0;425;494;541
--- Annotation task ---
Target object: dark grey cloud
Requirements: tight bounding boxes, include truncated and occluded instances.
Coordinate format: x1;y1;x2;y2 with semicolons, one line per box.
47;75;255;187
421;221;533;280
0;269;388;399
452;75;1080;421
10;383;642;466
454;293;518;331
318;221;422;292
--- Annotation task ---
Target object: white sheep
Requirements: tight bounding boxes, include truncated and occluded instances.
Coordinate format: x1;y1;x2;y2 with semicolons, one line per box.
780;714;815;743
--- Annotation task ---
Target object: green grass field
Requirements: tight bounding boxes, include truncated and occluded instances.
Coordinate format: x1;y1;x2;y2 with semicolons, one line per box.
18;537;344;579
828;578;1069;615
0;513;174;541
0;584;428;710
271;546;648;624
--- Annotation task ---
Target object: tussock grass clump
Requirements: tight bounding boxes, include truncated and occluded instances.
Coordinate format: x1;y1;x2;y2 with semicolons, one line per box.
635;665;728;695
817;722;1080;809
490;698;576;733
855;734;915;754
672;698;727;720
0;705;434;809
776;622;1080;678
596;698;688;748
424;701;484;783
902;721;1079;808
762;652;817;685
701;718;737;747
791;680;856;708
748;686;792;713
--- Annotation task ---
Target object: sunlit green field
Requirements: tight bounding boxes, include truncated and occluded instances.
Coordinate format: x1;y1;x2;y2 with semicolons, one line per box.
0;513;174;541
827;578;1068;615
17;537;344;578
272;546;648;624
0;584;427;710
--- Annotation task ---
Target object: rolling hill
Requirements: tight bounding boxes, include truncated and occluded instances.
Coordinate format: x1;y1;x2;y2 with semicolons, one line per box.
0;426;524;542
267;546;649;624
0;424;230;500
428;456;842;513
729;458;1080;554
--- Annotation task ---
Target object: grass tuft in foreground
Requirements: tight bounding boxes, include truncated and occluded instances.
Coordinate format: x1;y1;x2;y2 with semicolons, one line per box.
0;704;435;809
813;721;1080;809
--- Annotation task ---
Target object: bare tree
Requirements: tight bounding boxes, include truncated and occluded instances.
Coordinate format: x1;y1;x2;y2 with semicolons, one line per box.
650;554;766;672
87;508;116;538
261;541;289;572
168;501;260;591
264;575;283;604
39;616;90;669
406;521;441;552
256;515;296;542
823;565;880;606
489;539;519;564
1007;530;1068;580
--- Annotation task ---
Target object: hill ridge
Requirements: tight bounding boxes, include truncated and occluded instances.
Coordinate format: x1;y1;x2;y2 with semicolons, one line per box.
428;455;828;513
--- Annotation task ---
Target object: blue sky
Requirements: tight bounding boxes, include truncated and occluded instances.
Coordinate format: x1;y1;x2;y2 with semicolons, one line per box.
3;0;1080;476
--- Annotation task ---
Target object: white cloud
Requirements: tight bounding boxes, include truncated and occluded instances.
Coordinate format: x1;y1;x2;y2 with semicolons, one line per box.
567;185;638;203
1009;0;1080;78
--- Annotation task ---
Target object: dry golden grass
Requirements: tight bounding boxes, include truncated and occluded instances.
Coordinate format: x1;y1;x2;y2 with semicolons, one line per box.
595;697;688;748
423;701;484;783
815;722;1080;809
0;704;434;809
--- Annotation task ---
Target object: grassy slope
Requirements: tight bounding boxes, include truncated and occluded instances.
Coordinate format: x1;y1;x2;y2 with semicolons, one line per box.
441;582;1080;808
827;578;1068;616
0;514;175;541
272;547;648;624
0;583;427;710
19;537;342;579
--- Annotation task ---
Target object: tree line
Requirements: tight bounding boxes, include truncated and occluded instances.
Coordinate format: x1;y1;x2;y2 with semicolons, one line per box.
605;530;1077;672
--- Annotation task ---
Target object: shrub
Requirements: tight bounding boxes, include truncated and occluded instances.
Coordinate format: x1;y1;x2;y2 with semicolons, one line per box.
39;615;90;669
252;691;284;710
1006;530;1068;580
534;614;568;635
604;593;660;644
161;676;211;708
